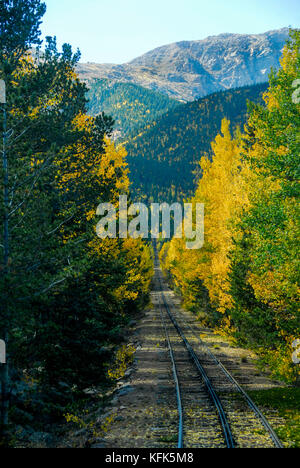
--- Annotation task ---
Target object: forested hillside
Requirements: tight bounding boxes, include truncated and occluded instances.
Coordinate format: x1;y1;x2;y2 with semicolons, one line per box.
160;29;300;384
125;83;268;202
87;79;179;137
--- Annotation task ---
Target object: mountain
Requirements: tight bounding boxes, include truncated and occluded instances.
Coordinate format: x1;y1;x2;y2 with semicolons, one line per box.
78;28;289;102
86;79;178;138
124;82;269;203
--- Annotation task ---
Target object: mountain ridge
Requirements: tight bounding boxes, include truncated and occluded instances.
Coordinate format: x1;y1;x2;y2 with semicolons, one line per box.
77;28;289;102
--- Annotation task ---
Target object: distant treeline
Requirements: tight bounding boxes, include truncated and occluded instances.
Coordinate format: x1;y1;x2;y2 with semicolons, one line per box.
87;78;179;137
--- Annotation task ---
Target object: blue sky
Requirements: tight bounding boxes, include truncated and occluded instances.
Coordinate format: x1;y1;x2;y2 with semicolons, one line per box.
41;0;300;63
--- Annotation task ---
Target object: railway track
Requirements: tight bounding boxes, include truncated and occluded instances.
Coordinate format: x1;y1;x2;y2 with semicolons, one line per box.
154;257;283;449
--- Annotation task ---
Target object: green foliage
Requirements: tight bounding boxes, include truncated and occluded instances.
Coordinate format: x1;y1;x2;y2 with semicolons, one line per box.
0;0;46;56
87;79;178;137
248;388;300;448
126;83;268;202
229;30;300;381
0;2;153;435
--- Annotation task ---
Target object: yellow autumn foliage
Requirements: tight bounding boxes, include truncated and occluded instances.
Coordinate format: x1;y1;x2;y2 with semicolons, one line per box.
162;119;250;314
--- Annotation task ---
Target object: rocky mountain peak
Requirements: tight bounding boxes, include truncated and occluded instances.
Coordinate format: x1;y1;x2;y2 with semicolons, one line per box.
77;28;290;102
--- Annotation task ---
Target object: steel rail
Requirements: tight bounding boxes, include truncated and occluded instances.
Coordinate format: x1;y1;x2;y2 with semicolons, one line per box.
157;287;184;448
158;273;235;449
179;313;284;449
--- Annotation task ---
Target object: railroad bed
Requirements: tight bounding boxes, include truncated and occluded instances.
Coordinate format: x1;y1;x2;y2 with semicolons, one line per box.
88;257;285;449
154;257;283;449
